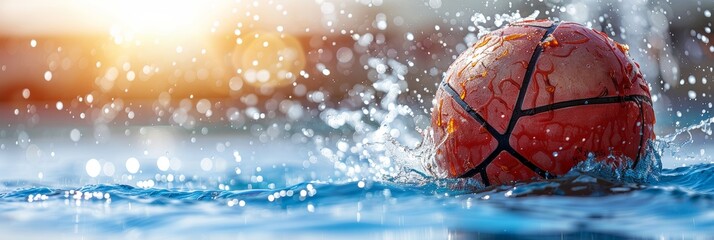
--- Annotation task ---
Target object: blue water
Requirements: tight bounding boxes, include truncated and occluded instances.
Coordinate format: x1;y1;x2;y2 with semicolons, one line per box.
2;142;713;239
2;0;714;238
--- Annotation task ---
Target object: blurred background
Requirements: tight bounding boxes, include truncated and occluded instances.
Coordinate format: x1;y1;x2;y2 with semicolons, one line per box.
0;0;713;184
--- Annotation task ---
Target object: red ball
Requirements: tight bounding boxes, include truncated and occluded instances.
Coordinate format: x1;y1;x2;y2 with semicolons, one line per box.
431;20;655;186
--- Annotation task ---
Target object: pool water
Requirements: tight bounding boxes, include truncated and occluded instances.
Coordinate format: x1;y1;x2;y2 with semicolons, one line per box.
1;119;713;239
1;1;714;239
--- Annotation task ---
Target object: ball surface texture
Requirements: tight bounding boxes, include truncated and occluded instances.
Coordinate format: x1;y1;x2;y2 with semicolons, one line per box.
431;20;655;186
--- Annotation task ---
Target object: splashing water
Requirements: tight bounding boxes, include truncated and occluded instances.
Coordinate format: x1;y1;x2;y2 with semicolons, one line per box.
1;0;714;239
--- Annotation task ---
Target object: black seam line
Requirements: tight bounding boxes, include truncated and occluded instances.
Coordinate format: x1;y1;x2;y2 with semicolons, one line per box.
439;81;502;138
457;144;556;179
456;95;651;179
503;147;555;178
517;94;651;169
633;99;645;169
458;148;501;179
438;81;503;179
479;170;490;186
505;22;561;136
453;23;561;182
520;95;652;116
498;22;561;179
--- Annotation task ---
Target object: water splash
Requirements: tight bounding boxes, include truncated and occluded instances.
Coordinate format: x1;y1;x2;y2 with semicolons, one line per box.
472;11;541;39
569;140;662;184
656;116;714;157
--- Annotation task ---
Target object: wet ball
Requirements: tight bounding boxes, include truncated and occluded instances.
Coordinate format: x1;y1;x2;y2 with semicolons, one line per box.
431;20;655;186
